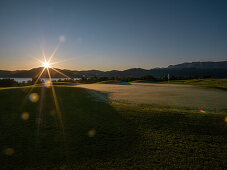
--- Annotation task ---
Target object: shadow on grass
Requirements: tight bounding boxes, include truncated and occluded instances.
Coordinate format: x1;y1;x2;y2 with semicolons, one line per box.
0;86;138;169
57;87;138;159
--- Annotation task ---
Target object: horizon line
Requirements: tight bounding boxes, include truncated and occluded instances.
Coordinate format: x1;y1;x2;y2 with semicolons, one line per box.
1;60;227;72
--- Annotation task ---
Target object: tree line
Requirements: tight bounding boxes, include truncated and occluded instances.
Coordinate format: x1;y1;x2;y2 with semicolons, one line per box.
0;74;212;87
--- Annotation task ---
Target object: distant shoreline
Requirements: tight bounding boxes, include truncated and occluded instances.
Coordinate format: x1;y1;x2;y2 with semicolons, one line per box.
0;77;81;83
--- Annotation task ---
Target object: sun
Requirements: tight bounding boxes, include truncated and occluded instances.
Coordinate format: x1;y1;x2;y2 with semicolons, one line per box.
42;61;51;68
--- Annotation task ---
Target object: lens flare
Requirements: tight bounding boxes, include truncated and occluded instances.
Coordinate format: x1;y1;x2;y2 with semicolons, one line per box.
87;129;96;137
3;148;14;156
29;93;39;103
59;35;66;42
27;37;73;151
21;112;30;120
42;61;51;68
44;80;52;88
200;110;206;113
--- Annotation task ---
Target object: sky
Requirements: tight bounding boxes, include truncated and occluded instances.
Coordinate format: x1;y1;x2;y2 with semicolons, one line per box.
0;0;227;71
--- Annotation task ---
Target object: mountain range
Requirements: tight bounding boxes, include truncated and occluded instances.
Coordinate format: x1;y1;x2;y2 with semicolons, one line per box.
0;61;227;78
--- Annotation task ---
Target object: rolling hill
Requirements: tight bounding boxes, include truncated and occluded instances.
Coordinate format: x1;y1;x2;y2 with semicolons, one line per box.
0;61;227;78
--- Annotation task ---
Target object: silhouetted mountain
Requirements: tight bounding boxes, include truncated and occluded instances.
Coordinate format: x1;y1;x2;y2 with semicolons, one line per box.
0;67;76;78
0;70;11;77
0;61;227;78
168;61;227;69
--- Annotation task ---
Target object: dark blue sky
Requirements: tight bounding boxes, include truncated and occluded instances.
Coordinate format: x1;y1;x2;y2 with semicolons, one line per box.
0;0;227;70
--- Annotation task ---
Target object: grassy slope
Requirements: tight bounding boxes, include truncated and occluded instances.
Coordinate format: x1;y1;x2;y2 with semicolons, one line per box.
130;80;156;83
97;80;116;84
0;86;226;169
161;79;227;90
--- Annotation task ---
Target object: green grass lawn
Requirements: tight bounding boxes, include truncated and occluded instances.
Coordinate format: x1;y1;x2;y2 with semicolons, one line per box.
0;86;226;169
130;80;156;83
161;79;227;90
131;79;227;90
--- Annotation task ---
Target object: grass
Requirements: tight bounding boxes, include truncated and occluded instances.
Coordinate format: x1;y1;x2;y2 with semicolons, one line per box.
161;79;227;90
130;79;227;90
0;86;226;169
97;80;117;84
130;80;157;83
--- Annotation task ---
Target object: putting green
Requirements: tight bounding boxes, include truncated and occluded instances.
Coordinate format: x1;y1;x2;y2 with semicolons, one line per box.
77;83;227;113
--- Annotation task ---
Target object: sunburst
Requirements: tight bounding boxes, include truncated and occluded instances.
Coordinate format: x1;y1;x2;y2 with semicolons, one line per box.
24;36;74;141
42;61;51;68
